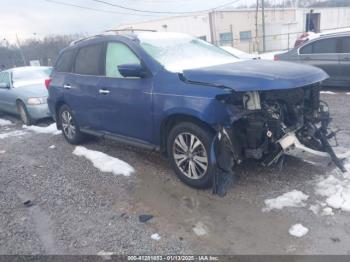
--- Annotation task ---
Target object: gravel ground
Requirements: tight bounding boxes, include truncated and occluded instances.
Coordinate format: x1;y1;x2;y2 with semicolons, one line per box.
1;91;350;255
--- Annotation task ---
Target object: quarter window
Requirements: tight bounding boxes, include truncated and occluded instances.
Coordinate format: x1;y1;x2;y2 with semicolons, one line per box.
0;72;11;86
75;44;104;75
105;42;141;78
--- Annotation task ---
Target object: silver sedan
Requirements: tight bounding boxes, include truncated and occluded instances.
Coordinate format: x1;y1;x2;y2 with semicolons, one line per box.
0;66;52;125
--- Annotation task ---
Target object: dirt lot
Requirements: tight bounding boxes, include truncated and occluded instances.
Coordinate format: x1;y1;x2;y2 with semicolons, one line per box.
1;91;350;255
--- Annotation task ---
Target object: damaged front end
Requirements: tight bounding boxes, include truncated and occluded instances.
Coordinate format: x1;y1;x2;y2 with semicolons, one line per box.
211;84;346;196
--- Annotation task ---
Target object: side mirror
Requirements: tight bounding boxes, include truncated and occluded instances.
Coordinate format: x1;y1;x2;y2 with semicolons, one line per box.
118;64;147;78
0;83;10;89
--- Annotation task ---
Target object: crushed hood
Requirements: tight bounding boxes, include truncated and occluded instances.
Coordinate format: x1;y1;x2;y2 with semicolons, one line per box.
181;60;329;92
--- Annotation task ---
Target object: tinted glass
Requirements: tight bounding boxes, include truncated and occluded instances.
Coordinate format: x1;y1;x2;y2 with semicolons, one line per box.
75;44;103;75
313;38;337;54
105;42;141;78
56;50;74;72
341;37;350;53
300;43;313;54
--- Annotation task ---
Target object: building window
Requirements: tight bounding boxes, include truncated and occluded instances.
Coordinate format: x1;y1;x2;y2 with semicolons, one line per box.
240;31;252;42
198;35;207;41
219;32;232;46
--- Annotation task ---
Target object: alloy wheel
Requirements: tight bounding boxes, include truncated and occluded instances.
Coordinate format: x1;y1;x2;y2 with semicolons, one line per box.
61;110;76;140
173;132;208;180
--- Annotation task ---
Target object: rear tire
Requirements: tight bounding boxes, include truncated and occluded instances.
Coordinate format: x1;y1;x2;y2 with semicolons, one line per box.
167;122;215;189
59;105;85;144
17;101;33;126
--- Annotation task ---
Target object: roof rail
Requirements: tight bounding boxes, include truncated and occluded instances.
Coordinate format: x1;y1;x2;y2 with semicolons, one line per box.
69;29;157;46
104;28;157;34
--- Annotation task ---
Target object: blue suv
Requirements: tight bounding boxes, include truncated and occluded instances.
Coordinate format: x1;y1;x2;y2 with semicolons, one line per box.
48;31;343;189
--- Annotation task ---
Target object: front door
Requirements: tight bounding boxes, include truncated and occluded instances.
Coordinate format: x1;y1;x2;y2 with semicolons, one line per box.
96;41;154;143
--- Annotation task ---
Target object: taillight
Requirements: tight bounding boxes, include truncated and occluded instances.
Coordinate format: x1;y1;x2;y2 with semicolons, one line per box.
45;78;52;90
274;55;279;61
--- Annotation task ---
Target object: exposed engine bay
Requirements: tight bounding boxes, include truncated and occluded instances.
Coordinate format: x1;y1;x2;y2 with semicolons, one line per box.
212;84;346;196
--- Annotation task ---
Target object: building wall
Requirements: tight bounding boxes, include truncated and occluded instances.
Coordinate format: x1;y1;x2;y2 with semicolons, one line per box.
116;7;350;53
117;13;212;42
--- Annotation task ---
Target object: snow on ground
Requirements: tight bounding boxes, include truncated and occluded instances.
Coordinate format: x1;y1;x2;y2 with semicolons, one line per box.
263;190;309;212
0;130;28;140
97;250;114;260
0;119;13;126
320;91;336;95
0;150;5;154
192;221;208;236
151;233;161;241
315;173;350;212
23;123;61;135
288;224;309;238
49;145;56;149
73;146;134;177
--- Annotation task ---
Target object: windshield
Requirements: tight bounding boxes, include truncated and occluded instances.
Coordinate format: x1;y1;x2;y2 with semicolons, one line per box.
12;67;52;85
138;32;238;73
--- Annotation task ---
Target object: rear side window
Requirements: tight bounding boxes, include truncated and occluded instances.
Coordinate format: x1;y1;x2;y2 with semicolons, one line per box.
341;37;350;53
56;50;74;73
105;42;141;78
313;38;337;53
74;44;104;75
300;38;338;54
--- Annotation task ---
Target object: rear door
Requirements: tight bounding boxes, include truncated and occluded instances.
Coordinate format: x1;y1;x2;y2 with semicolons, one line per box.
298;37;341;85
64;43;105;129
339;36;350;84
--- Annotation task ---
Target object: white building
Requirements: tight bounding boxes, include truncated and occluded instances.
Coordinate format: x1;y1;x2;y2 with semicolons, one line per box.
117;7;350;53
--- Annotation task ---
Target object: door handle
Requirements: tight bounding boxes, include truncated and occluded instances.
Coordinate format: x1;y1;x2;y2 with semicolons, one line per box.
63;84;71;89
99;89;110;95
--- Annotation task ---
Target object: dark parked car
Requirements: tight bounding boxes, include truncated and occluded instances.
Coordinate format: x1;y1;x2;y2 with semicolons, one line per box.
47;31;344;189
275;32;350;87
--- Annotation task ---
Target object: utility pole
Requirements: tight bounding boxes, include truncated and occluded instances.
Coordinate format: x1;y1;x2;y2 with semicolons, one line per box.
255;0;259;53
16;34;27;66
261;0;266;52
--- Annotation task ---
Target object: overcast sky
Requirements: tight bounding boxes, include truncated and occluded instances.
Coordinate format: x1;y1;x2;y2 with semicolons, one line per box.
1;0;257;43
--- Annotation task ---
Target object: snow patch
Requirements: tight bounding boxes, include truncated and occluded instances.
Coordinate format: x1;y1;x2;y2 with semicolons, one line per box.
23;123;61;135
321;207;334;216
289;224;309;238
192;221;208;236
346;92;350;96
315;174;350;212
49;145;56;149
263;190;309;212
320;91;336;95
0;130;28;139
0;119;13;126
151;233;161;241
73;146;134;176
0;150;5;154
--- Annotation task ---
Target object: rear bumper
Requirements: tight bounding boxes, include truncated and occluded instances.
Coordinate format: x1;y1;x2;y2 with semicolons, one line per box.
27;103;51;120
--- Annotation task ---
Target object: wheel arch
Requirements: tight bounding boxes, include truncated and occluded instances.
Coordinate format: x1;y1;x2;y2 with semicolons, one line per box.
159;113;215;156
55;100;67;129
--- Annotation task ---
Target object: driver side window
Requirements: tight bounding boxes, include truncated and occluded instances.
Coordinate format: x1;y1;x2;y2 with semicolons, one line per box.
105;42;141;78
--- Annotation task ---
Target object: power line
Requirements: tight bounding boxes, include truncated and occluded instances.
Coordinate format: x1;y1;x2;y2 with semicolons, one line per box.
90;0;242;14
45;0;159;16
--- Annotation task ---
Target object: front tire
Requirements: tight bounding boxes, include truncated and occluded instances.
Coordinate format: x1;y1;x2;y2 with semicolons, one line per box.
59;105;85;144
17;101;32;126
167;122;215;189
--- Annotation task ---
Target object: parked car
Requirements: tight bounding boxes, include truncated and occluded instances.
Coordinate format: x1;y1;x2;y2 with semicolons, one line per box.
0;66;52;125
48;31;343;189
275;32;350;87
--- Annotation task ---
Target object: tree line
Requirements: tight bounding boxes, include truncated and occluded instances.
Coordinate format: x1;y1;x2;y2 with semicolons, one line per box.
0;34;84;70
